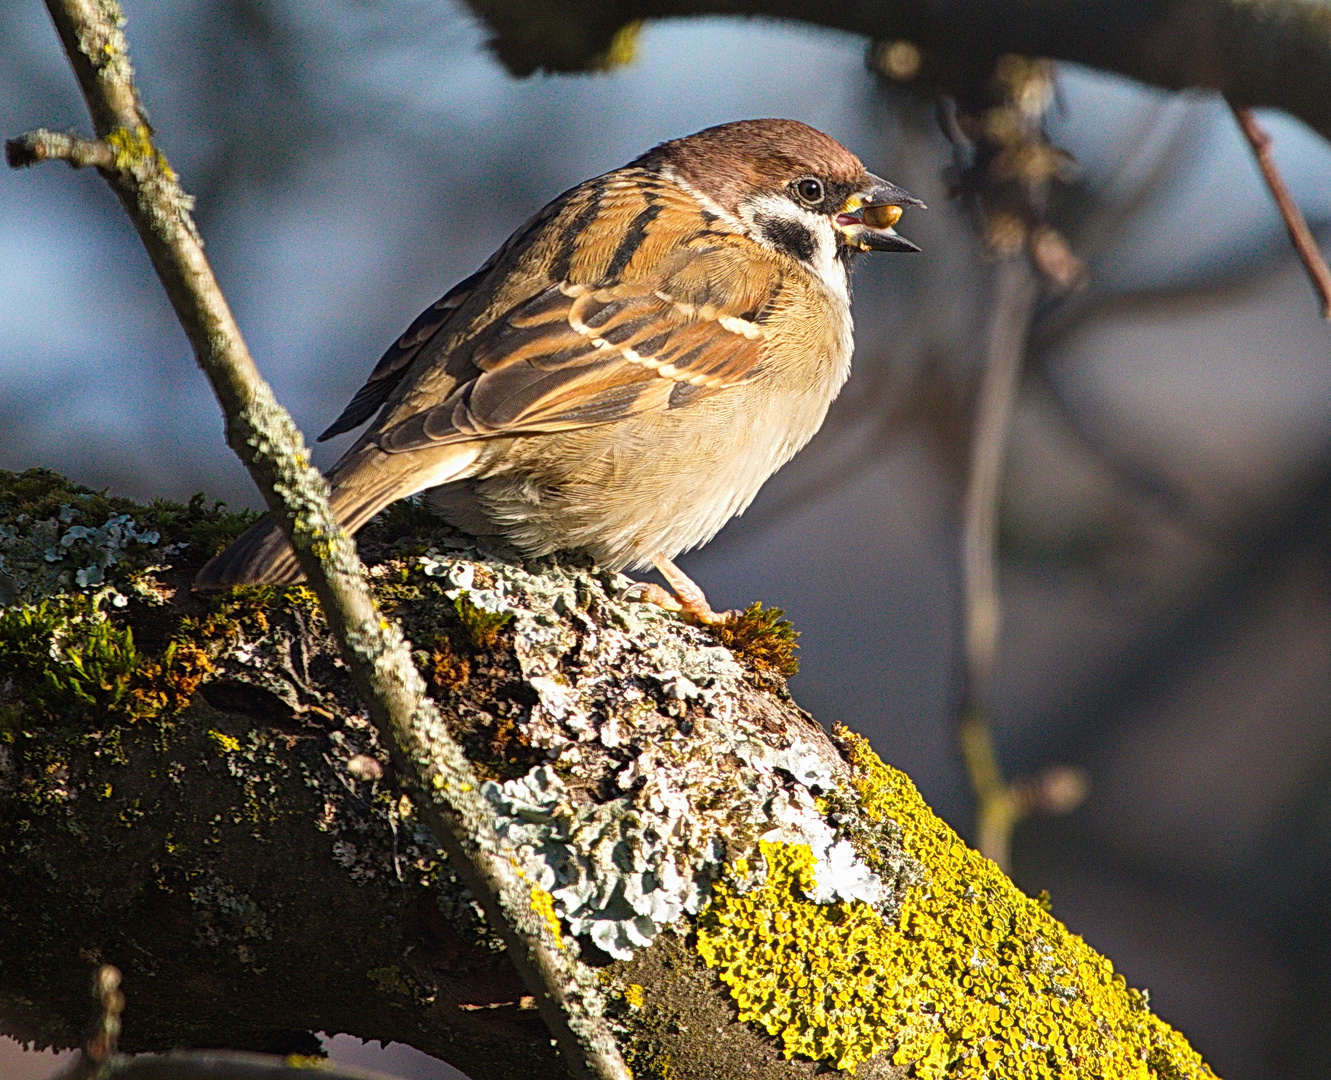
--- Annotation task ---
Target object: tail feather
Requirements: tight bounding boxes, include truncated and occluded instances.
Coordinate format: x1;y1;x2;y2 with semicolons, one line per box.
193;445;482;590
193;513;305;588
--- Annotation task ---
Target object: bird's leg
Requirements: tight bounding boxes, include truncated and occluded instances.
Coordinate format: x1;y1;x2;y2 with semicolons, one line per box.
634;553;737;626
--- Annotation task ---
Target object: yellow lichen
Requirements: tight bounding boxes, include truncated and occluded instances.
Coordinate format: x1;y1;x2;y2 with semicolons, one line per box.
530;886;564;950
695;728;1219;1079
105;125;175;178
623;983;646;1009
208;729;241;755
282;1054;328;1069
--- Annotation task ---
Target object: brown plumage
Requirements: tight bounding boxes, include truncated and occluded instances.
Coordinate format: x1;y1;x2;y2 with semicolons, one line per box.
195;119;923;621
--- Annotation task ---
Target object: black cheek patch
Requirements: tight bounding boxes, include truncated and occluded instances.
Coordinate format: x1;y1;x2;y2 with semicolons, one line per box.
753;210;817;265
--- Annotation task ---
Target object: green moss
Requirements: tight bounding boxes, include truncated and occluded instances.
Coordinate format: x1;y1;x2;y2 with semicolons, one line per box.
453;592;514;650
709;602;799;679
0;473;271;732
0;467;138;524
0;594;211;728
177;587;278;648
694;727;1218;1078
0;468;255;557
140;491;260;560
358;497;448;556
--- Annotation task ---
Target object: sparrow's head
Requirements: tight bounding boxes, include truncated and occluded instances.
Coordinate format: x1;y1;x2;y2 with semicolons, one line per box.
636;119;924;274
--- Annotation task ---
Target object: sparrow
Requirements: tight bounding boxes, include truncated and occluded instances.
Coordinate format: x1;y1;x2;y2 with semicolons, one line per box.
195;119;923;623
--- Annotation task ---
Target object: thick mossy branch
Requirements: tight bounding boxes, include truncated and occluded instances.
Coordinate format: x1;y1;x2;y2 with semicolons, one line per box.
0;474;1219;1080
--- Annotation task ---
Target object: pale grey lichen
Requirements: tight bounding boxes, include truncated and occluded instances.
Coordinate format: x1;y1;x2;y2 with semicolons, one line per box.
403;545;904;962
0;505;158;604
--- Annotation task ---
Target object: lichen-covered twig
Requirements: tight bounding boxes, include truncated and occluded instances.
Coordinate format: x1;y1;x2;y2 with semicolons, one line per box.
4;129;115;170
7;2;627;1076
1231;103;1331;321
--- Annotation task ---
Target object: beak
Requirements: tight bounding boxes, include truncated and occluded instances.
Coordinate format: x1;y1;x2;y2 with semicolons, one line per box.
834;174;925;253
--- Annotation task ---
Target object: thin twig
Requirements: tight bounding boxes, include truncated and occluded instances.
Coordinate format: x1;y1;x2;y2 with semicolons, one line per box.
11;2;626;1077
59;967;406;1080
958;256;1037;871
86;965;124;1068
957;259;1091;871
1232;103;1331;321
5;129;116;170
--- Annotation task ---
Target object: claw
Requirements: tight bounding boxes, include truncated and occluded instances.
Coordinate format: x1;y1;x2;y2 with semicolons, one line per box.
625;553;738;626
624;581;683;612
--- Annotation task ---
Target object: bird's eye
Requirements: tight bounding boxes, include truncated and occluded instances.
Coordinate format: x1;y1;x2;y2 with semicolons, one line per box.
792;178;824;206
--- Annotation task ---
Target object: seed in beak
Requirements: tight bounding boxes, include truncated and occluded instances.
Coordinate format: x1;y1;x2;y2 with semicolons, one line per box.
862;203;904;229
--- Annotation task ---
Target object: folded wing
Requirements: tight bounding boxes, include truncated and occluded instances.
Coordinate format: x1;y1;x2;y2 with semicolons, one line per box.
378;270;768;452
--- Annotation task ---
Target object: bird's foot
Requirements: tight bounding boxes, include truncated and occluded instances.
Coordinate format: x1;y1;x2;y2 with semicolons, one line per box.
622;553;741;626
624;581;684;613
625;581;739;625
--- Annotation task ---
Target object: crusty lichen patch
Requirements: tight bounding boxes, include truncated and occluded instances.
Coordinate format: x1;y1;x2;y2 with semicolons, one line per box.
693;725;1218;1078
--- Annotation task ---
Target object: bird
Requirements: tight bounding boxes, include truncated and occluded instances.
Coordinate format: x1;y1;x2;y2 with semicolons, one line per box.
195;119;923;623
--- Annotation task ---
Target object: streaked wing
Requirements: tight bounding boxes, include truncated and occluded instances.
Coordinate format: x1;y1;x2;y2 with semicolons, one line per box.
317;198;568;442
378;268;768;452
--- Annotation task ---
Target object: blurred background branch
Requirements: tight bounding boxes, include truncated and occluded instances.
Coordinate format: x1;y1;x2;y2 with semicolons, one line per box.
1230;103;1331;318
464;0;1331;141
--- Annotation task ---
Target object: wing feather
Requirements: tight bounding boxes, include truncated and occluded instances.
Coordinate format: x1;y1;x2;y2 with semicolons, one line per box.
316;265;486;441
316;195;573;442
378;271;768;453
333;183;782;455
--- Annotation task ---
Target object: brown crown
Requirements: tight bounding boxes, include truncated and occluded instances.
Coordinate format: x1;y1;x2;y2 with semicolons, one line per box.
632;119;870;214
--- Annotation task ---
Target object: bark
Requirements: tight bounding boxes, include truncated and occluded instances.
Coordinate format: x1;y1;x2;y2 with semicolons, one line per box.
0;472;1218;1080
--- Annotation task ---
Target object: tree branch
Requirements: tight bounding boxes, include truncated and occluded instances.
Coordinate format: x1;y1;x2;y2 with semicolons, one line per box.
4;129;115;170
1230;103;1331;320
464;0;1331;144
957;257;1038;870
0;477;1222;1078
10;2;626;1077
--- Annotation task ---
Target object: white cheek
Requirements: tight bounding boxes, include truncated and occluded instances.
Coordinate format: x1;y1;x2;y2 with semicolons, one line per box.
807;225;849;308
737;194;849;306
